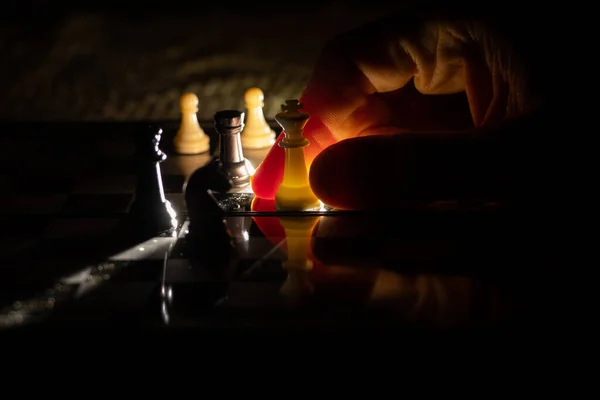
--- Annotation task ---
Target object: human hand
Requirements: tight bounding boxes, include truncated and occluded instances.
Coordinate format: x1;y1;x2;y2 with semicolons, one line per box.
251;5;551;209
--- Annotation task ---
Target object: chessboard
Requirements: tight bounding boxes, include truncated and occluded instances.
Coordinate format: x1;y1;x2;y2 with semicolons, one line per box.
0;120;268;328
0;120;558;334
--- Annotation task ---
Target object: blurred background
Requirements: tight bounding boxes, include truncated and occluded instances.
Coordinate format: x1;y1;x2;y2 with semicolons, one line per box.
0;1;405;121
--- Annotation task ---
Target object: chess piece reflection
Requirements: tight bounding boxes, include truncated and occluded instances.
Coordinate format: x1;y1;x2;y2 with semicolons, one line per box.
129;125;178;236
274;100;321;211
279;216;321;297
227;216;251;253
214;109;253;188
242;87;276;149
173;92;210;154
160;283;173;325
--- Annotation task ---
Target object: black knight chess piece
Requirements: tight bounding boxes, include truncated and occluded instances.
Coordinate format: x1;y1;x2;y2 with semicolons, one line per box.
128;125;178;237
184;158;236;268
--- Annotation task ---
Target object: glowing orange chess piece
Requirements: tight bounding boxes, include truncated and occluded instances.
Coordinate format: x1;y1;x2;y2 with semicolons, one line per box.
274;100;321;212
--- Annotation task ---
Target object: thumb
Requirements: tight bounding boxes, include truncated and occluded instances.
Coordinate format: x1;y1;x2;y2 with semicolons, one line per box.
308;132;474;210
308;118;545;211
310;113;557;211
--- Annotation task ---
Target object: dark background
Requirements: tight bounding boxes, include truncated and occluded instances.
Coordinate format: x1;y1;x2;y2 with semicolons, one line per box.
1;1;406;121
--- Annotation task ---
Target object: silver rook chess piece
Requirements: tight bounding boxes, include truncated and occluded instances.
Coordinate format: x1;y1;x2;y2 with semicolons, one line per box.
214;110;252;188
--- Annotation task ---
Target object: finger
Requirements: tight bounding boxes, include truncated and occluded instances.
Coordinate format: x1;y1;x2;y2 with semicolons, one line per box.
312;107;553;212
301;17;487;144
308;129;523;210
369;84;474;133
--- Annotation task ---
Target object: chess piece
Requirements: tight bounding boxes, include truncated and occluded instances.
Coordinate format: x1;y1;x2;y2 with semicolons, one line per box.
129;125;178;236
173;92;210;154
274;100;321;211
214;109;253;188
241;87;276;149
185;160;236;268
279;216;320;297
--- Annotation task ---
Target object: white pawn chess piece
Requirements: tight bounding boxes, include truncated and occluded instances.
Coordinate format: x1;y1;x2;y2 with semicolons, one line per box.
173;92;210;154
241;87;276;149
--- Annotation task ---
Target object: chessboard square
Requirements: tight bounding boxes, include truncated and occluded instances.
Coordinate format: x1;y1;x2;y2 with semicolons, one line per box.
43;217;121;239
0;194;68;215
165;258;214;282
54;134;98;153
73;173;137;194
4;253;98;289
163;281;229;313
109;236;177;261
60;266;94;285
95;136;135;157
25;239;117;270
161;174;185;193
0;139;43;161
13;176;76;194
0;237;39;260
70;282;156;312
87;156;136;175
107;260;164;283
235;258;287;282
60;194;132;217
27;152;92;173
0;216;52;238
18;158;91;177
235;237;287;260
0;264;56;304
0;174;16;193
225;281;286;308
